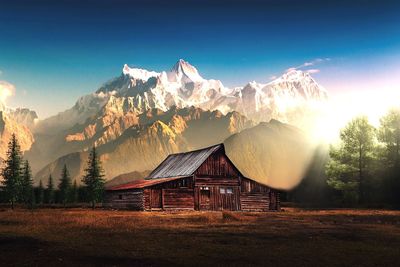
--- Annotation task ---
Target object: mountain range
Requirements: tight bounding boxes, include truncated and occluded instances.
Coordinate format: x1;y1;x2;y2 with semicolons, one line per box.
0;59;327;187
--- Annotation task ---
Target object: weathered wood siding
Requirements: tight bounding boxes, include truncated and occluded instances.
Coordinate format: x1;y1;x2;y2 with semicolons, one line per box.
240;192;269;211
193;151;242;211
105;189;144;210
194;186;240;211
143;189;151;210
240;178;280;211
163;189;194;210
195;151;241;178
142;177;195;211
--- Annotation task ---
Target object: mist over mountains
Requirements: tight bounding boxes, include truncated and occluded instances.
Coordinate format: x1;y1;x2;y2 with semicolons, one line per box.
0;60;327;188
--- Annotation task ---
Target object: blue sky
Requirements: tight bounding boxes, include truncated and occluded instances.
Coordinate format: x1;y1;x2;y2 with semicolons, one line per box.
0;0;399;118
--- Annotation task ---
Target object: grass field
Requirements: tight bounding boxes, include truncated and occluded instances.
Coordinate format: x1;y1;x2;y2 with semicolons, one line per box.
0;207;400;266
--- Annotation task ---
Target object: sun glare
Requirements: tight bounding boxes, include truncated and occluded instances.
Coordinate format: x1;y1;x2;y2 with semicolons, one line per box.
311;88;400;144
0;81;15;104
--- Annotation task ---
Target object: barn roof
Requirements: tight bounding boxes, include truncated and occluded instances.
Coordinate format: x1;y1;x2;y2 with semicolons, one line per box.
147;144;224;179
106;176;189;191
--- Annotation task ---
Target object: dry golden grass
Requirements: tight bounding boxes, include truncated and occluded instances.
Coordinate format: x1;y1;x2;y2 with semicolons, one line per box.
0;207;400;266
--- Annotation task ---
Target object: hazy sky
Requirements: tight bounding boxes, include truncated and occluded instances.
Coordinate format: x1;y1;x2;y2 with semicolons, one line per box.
1;0;399;118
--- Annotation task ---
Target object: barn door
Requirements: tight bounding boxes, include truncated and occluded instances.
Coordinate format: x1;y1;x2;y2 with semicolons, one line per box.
220;187;239;211
199;187;211;210
150;189;162;210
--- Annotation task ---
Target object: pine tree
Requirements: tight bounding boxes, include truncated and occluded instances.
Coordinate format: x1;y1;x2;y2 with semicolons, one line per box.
21;160;34;207
82;146;105;209
1;134;23;209
58;164;71;207
70;179;79;204
46;174;54;204
37;180;44;205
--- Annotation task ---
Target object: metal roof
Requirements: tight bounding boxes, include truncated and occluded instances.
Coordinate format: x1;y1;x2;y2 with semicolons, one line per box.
106;176;189;191
147;144;224;179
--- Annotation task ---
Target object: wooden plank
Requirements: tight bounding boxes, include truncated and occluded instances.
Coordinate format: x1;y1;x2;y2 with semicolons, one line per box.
162;189;194;210
105;190;144;210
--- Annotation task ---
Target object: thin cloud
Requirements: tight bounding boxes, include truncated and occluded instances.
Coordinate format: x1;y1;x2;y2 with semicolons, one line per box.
269;75;277;80
306;69;320;74
285;57;331;74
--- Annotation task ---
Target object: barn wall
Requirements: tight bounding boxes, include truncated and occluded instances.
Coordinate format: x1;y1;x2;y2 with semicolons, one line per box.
195;151;241;178
105;189;144;210
194;185;241;211
240;178;280;211
144;189;151;210
240;192;269;212
163;189;194;210
143;178;196;211
193;151;242;211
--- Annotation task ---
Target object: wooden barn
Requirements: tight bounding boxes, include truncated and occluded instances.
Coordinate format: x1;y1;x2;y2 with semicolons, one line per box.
105;144;280;211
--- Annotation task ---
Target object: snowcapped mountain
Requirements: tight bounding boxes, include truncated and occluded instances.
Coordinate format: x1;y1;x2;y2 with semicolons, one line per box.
96;59;226;113
132;60;326;130
28;59;328;184
35;59;327;135
89;59;327;123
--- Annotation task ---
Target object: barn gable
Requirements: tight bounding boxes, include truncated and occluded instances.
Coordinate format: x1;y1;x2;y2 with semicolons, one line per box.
147;144;228;179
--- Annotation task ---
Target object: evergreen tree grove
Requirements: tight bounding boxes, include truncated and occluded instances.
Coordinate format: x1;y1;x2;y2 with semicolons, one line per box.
59;164;71;207
37;180;44;204
82;146;105;209
46;174;54;204
1;134;23;209
71;179;79;204
21;160;34;207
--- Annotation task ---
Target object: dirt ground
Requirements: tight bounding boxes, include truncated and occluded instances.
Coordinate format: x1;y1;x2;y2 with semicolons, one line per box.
0;207;399;266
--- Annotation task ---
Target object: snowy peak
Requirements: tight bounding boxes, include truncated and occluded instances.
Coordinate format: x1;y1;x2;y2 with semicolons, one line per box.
169;59;203;83
62;59;329;133
267;69;328;100
277;69;309;82
122;63;159;81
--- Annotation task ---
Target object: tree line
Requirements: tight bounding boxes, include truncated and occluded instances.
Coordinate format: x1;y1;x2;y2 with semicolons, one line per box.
289;108;400;208
0;134;105;209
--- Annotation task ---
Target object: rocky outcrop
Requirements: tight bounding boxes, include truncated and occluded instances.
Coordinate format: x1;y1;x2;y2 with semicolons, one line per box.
0;111;34;159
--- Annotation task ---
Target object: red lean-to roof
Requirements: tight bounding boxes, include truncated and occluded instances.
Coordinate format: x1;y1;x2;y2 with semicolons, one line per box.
106;176;190;191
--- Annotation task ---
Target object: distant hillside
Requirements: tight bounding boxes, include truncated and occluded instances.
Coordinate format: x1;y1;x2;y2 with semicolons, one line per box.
224;120;314;190
34;107;252;185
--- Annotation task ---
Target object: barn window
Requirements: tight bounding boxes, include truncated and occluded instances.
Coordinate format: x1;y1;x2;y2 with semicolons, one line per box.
226;188;233;194
118;194;123;200
181;179;187;187
220;188;226;194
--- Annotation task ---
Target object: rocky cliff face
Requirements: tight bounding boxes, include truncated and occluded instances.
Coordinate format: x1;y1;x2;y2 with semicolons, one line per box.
8;108;38;129
33;106;253;185
0;111;34;159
